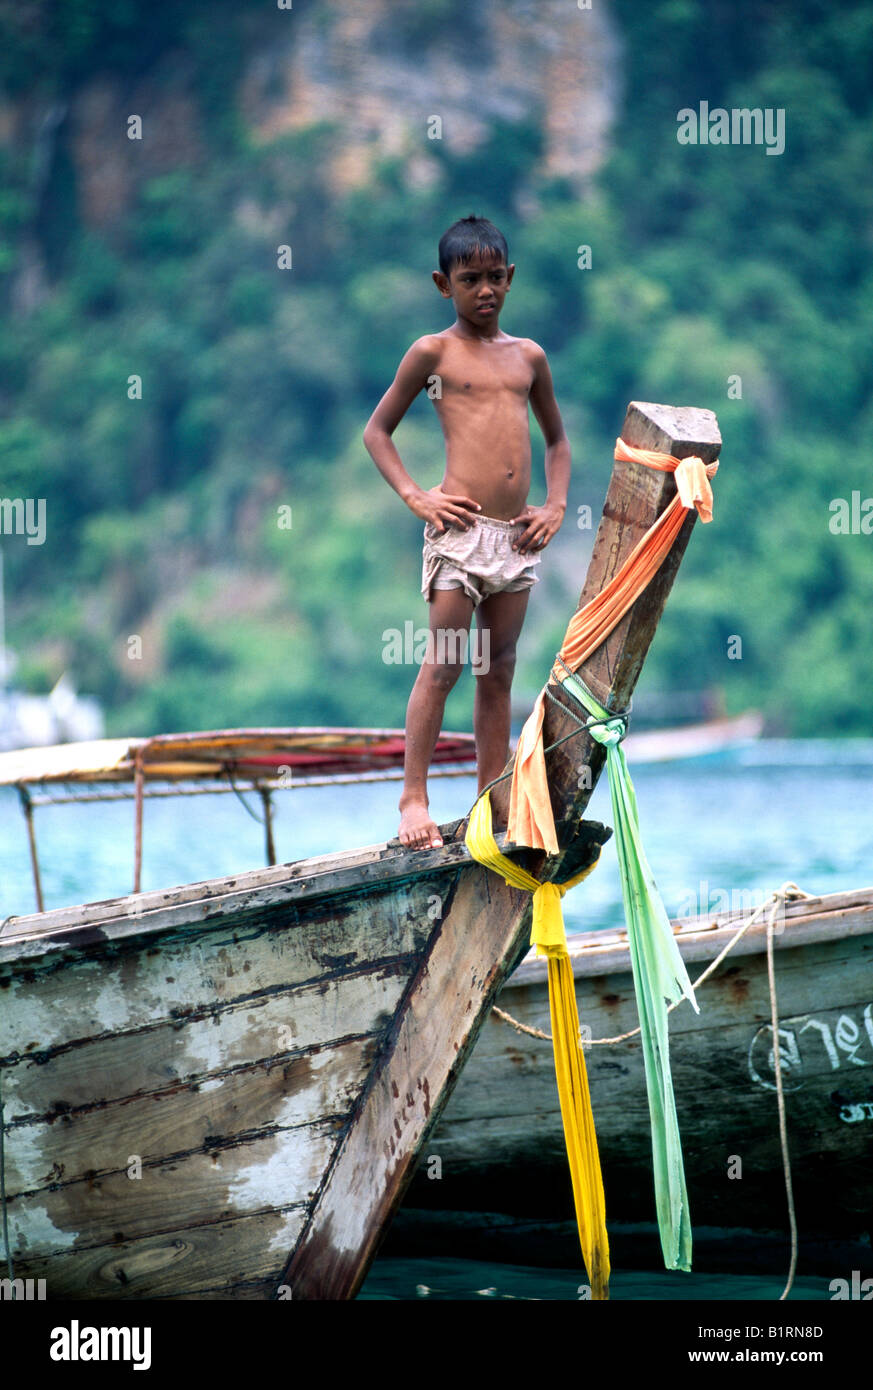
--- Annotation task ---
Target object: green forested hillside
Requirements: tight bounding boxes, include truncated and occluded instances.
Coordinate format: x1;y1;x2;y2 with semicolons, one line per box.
1;0;871;735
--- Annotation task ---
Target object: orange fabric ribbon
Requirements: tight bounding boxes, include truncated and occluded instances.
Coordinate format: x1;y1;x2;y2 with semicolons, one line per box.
507;439;718;852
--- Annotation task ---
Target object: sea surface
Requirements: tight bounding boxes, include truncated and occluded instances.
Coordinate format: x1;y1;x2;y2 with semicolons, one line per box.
2;737;872;1302
3;738;871;929
358;1257;831;1301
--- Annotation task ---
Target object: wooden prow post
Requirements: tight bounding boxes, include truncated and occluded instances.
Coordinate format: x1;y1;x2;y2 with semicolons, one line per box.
282;401;721;1300
490;400;722;835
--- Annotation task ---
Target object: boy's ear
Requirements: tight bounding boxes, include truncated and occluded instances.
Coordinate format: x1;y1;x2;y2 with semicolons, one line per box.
432;269;452;298
505;263;515;287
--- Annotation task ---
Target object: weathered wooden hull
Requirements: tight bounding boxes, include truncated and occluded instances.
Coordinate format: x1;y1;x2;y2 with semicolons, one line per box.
0;849;428;1299
404;889;873;1246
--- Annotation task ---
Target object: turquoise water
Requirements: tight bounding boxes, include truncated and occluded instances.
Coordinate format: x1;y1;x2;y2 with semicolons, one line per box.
2;738;871;1302
359;1256;830;1301
3;739;872;925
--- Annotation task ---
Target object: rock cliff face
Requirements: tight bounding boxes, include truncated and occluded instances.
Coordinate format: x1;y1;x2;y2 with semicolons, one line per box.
1;0;621;253
239;0;622;192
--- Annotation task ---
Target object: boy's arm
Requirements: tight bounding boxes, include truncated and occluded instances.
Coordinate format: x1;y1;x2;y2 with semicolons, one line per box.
511;344;570;554
363;338;480;532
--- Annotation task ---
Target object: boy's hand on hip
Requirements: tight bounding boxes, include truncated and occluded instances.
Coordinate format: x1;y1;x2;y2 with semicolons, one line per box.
511;501;565;553
408;485;481;533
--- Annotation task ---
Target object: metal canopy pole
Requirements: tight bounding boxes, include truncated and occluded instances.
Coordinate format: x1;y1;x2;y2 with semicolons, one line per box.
259;787;276;866
133;748;145;893
17;784;44;913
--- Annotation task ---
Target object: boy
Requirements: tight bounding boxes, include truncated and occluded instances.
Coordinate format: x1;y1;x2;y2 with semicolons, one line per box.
363;215;570;850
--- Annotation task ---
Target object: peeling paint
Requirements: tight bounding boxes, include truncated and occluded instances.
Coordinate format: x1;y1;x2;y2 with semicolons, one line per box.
226;1133;334;1214
10;1204;79;1252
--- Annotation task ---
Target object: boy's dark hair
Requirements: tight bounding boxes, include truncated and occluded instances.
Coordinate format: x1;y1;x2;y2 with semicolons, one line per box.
438;216;508;276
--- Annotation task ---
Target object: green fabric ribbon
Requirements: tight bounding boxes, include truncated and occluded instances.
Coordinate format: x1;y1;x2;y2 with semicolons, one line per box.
562;670;697;1273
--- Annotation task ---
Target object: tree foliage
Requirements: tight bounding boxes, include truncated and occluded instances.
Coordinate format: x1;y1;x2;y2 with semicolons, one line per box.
0;0;871;734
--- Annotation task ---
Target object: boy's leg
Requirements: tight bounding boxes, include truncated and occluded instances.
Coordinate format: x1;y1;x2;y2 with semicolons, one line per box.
473;589;530;814
399;585;475;849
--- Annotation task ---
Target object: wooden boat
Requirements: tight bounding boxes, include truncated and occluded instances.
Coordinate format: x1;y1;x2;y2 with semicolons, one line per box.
0;400;721;1300
623;709;764;763
401;887;873;1258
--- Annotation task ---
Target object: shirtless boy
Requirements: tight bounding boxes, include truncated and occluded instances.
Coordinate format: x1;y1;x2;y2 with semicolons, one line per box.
363;215;570;850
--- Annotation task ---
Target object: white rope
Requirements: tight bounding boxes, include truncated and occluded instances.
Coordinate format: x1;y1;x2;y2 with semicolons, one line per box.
493;882;811;1045
0;1067;14;1290
766;900;800;1300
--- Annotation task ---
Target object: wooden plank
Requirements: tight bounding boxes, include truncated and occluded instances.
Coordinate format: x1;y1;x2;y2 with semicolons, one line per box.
490;400;721;828
2;1037;372;1197
150;1277;277;1300
282;860;568;1298
8;1206;307;1300
431;996;873;1138
446;932;873;1113
3;962;409;1121
283;403;722;1299
507;890;873;984
578;904;873;978
0;841;473;956
0;880;443;1055
524;905;873;1000
5;1120;340;1262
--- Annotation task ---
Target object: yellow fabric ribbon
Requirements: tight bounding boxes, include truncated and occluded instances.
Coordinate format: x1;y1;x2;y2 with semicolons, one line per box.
466;791;610;1300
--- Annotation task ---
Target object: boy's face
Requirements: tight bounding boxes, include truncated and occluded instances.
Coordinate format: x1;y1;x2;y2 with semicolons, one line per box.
433;251;515;328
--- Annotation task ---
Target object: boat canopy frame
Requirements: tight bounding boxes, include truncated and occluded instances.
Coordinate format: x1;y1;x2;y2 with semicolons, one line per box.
0;726;479;911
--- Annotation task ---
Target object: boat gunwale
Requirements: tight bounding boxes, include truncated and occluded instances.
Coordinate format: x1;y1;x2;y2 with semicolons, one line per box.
512;887;873;984
0;818;596;962
2;841;869;980
0;839;474;959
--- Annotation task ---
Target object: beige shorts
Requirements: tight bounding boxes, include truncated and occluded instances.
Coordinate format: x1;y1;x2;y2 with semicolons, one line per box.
421;514;541;606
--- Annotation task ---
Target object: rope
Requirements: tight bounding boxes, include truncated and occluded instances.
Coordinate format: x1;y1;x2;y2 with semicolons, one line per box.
0;1066;14;1291
766;902;801;1301
491;1005;551;1040
226;768;269;824
465;691;631;819
492;882;810;1044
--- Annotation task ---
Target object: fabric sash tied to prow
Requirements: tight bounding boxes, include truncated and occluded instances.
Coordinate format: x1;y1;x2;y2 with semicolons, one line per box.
466;791;610;1300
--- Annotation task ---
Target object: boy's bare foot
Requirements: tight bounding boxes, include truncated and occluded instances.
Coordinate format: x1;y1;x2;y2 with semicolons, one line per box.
398;801;444;850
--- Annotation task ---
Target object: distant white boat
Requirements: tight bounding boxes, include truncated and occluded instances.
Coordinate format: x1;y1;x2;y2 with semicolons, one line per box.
0;670;105;752
622;711;764;764
0;546;105;751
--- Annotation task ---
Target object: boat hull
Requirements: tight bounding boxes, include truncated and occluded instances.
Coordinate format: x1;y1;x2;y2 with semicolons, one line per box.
0;844;464;1299
403;890;873;1250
